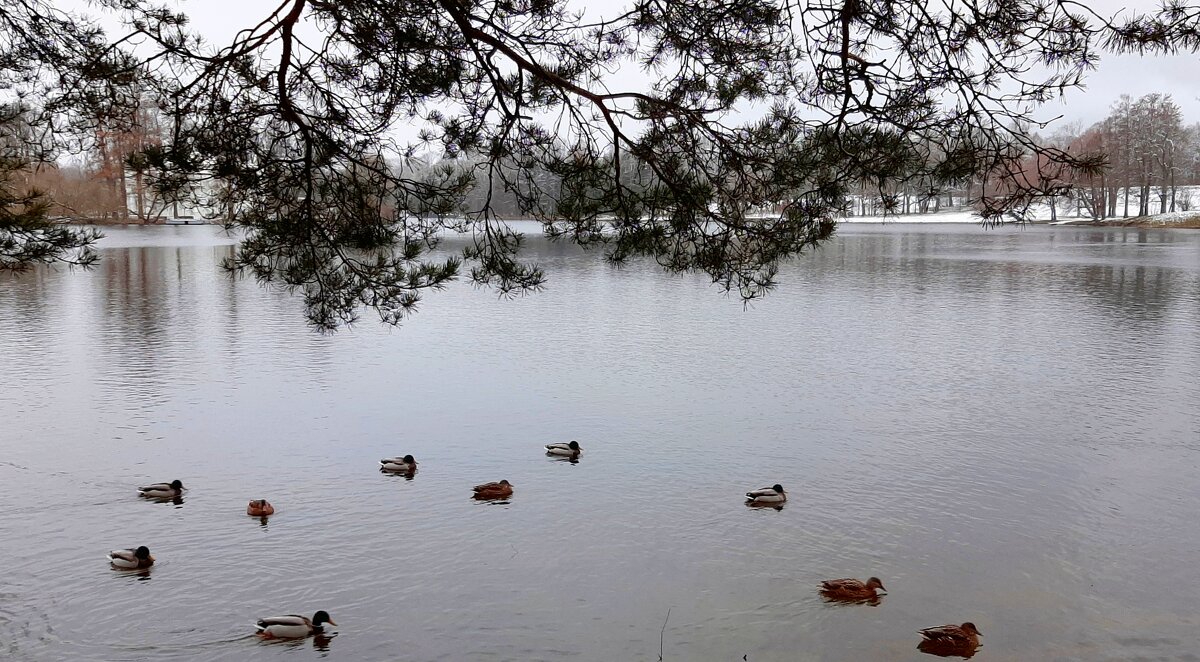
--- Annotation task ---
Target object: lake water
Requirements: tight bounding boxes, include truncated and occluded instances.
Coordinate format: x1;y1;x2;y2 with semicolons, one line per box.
1;223;1198;661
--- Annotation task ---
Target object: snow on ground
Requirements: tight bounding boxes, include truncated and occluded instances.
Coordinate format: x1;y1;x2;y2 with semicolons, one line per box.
1049;210;1200;226
838;211;985;223
839;185;1200;224
1140;211;1200;223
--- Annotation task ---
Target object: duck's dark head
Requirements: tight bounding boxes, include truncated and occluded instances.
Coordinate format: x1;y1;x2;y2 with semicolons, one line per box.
402;455;415;464
962;622;980;636
312;610;336;627
866;577;886;592
568;441;580;451
170;480;184;490
499;480;511;486
772;484;784;493
134;546;151;559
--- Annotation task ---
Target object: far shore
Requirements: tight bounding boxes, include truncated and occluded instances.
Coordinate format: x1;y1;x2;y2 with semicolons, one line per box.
1043;214;1200;229
63;212;1200;230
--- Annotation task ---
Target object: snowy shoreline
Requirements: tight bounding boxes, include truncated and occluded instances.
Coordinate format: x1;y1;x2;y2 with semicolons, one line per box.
838;210;1200;227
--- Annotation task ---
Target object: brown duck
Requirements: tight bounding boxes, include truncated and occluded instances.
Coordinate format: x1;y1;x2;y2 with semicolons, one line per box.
246;499;275;516
918;622;981;657
472;480;513;499
819;577;886;601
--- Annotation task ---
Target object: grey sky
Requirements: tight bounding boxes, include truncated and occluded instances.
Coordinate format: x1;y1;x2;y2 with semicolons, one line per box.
1052;51;1200;127
1035;0;1200;127
62;0;1200;130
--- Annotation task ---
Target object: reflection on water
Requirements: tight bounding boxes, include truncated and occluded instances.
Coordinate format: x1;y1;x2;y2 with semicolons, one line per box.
312;633;336;653
820;594;882;607
0;224;1198;660
137;495;185;507
918;639;979;659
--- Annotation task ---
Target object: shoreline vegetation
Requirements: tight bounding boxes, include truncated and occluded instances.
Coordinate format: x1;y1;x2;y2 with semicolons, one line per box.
62;211;1200;229
1042;214;1200;228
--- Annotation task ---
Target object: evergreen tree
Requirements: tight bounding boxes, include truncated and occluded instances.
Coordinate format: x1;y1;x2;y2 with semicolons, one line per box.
2;0;1199;326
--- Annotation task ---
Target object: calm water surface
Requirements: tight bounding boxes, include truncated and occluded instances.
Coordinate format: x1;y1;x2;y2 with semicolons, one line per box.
1;224;1198;661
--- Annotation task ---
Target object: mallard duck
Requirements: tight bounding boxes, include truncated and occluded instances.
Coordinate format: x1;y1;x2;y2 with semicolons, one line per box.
108;546;154;569
138;480;184;498
545;440;581;457
918;622;982;649
379;455;417;473
254;611;336;639
820;577;886;600
472;480;513;499
745;484;786;504
247;499;275;516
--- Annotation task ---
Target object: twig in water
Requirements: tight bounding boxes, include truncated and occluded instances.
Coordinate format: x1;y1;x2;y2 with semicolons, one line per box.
659;606;672;660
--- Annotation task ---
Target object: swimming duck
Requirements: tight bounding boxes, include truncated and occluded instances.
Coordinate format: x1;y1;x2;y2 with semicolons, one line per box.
247;499;275;516
108;546;154;569
138;480;184;498
254;611;336;639
745;484;786;504
472;480;513;499
819;577;886;600
918;622;982;651
545;441;581;457
379;455;417;473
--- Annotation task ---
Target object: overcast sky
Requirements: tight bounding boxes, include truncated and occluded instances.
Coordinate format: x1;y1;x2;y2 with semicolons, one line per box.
62;0;1200;130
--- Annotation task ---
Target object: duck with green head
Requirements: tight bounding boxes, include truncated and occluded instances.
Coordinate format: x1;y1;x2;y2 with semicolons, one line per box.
138;480;184;498
254;610;336;639
108;545;154;569
545;441;582;457
380;455;417;473
745;484;786;504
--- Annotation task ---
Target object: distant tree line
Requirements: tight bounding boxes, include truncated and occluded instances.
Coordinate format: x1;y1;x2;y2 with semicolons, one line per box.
1052;94;1200;220
6;88;1200;234
838;93;1200;221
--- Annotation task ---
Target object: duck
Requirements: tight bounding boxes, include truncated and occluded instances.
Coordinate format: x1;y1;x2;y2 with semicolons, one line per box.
247;499;275;516
472;480;513;499
379;455;417;473
745;484;786;504
108;546;154;569
819;577;886;600
254;611;336;639
918;622;982;651
138;480;184;498
545;440;581;457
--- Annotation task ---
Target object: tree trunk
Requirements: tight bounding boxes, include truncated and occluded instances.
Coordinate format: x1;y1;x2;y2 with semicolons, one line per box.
1099;175;1107;219
1170;166;1177;212
117;167;129;221
134;170;145;221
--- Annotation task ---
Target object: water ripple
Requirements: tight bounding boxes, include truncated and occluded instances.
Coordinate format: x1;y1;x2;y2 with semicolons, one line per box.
0;225;1197;660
